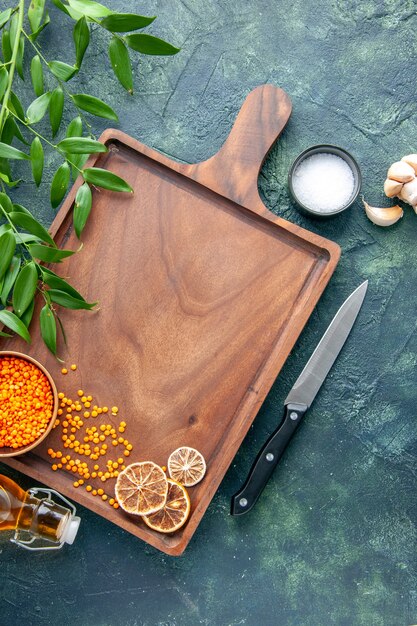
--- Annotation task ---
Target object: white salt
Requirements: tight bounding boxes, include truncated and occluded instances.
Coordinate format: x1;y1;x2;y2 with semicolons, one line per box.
292;153;355;213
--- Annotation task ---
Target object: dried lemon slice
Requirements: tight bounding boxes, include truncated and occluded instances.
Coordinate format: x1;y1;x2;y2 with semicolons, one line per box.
143;479;190;533
115;462;168;516
167;446;206;487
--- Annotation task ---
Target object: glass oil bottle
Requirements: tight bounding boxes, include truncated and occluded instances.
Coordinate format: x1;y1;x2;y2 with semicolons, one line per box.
0;474;80;550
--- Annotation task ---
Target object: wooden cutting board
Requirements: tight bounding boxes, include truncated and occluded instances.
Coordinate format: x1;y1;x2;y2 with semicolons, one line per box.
1;85;340;555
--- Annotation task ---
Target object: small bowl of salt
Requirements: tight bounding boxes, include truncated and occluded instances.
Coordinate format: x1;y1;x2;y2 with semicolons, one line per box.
288;145;361;218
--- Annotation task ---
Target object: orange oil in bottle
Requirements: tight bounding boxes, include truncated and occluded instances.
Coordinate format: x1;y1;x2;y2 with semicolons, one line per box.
0;474;70;542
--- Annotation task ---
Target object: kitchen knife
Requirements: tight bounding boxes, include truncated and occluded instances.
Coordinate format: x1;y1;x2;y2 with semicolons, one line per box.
231;280;368;516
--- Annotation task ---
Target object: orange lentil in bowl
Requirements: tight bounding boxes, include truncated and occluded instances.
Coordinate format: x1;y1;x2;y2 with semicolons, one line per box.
0;356;54;449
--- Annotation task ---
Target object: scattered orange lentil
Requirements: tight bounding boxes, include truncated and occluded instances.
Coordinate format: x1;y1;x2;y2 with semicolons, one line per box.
70;364;77;371
0;356;54;450
46;380;135;506
61;368;68;375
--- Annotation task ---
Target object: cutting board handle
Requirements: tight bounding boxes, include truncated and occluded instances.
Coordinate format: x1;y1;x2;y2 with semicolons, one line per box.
195;84;292;210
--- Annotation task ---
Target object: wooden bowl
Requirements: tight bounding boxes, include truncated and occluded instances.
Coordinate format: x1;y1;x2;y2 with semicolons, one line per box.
0;351;58;458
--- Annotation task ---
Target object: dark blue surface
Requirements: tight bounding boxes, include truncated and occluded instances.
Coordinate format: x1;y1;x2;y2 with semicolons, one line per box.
1;2;416;625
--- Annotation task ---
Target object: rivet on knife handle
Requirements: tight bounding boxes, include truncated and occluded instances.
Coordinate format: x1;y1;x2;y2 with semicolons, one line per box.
231;403;307;516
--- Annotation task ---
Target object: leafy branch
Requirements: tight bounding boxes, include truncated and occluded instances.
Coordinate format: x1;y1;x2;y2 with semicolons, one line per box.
0;0;180;355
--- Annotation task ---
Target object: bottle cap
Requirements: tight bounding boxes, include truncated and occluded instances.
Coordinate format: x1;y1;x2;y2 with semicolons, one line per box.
60;516;81;545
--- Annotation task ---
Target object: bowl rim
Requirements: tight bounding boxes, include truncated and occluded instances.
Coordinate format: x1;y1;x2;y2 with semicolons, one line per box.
288;143;362;217
0;351;58;458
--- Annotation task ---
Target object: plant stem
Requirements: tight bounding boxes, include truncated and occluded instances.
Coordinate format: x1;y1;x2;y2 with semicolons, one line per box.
0;0;24;135
7;108;83;174
21;29;95;136
0;203;32;256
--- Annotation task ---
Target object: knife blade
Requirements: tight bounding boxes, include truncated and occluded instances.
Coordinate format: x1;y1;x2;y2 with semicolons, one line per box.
231;280;368;516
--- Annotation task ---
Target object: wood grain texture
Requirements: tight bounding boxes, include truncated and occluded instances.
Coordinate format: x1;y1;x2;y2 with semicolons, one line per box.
1;85;340;555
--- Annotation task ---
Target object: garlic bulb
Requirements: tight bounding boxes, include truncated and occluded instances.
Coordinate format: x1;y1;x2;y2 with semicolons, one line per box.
401;154;417;175
400;178;417;206
384;178;403;198
387;161;415;183
384;153;417;215
363;199;403;227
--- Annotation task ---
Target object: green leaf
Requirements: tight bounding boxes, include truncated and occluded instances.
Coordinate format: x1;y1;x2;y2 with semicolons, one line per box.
16;35;24;80
48;288;96;310
72;93;118;121
2;30;12;64
58;137;107;154
9;14;18;48
40;303;57;354
1;116;14;145
1;255;20;306
100;13;155;32
64;117;85;177
30;55;44;96
0;223;11;236
66;116;83;137
28;243;75;263
14;232;41;244
0;331;12;337
28;0;46;33
26;92;51;124
9;211;56;246
0;231;16;280
7;118;28;145
42;267;86;301
30;136;44;186
50;162;71;208
50;0;71;16
56;314;67;346
0;142;29;160
12;203;32;215
82;167;132;193
73;16;89;68
68;0;112;18
49;60;77;82
124;34;180;56
0;159;12;184
73;182;92;238
109;37;133;94
20;297;35;328
0;66;8;100
0;172;18;187
9;91;25;120
50;86;64;137
69;153;88;179
0;9;12;30
28;12;50;42
0;309;31;343
0;192;13;212
50;0;82;20
13;261;38;316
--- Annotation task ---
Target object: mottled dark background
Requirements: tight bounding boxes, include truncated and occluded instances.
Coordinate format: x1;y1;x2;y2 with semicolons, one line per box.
1;1;416;625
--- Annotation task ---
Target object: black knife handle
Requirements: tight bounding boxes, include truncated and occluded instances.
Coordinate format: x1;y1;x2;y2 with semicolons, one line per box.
230;403;307;516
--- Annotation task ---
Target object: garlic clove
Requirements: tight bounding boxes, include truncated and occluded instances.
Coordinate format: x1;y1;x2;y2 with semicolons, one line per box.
384;178;403;198
401;154;417;175
363;199;403;227
400;177;417;206
387;161;415;183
